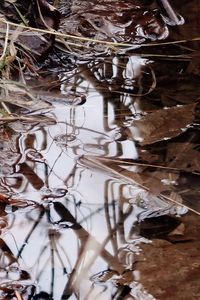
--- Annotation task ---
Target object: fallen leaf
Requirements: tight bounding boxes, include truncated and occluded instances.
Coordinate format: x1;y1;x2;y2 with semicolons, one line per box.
1;0;60;60
0;80;51;111
135;215;182;239
168;223;185;236
187;51;200;76
128;103;196;145
135;214;200;300
166;143;200;172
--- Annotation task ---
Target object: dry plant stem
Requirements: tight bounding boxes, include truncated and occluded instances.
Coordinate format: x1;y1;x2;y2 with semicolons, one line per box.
0;21;9;61
0;19;200;49
36;0;54;31
0;115;55;123
81;156;200;216
141;54;191;60
1;101;11;114
0;82;12;115
160;194;200;216
94;157;200;175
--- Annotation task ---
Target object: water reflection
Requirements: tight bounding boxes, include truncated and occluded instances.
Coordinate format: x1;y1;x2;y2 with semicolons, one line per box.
0;44;199;299
0;53;155;299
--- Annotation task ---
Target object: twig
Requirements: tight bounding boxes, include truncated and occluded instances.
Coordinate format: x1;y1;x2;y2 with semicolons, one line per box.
92;156;200;175
80;156;200;216
0;18;199;49
0;115;55;124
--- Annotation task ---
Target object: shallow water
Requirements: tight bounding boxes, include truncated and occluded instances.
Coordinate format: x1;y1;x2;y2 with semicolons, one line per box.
0;0;200;299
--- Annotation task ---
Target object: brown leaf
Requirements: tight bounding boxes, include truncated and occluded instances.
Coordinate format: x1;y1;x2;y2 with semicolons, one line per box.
135;214;200;300
136;215;182;239
0;193;9;202
166;143;200;172
0;193;36;207
129;103;196;145
1;0;60;60
168;223;185;236
187;51;200;76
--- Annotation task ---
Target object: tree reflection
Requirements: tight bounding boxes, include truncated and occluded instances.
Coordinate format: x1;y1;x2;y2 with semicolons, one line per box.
0;54;157;299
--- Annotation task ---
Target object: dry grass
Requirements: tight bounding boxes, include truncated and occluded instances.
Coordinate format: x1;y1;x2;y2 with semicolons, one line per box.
0;17;200;55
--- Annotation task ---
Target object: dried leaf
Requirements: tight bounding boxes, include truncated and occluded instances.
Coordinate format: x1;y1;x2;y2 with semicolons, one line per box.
166;143;200;172
0;193;9;202
136;214;200;300
129;103;196;145
0;193;36;207
1;82;51;110
168;223;185;236
187;51;200;76
136;215;182;239
0;114;55;125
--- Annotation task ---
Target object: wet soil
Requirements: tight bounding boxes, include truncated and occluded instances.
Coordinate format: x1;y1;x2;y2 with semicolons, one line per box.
0;0;200;299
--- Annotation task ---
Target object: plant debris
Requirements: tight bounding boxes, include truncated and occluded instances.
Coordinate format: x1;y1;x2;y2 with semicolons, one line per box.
0;0;199;299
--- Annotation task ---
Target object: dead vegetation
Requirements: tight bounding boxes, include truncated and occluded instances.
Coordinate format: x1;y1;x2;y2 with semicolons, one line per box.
0;1;200;299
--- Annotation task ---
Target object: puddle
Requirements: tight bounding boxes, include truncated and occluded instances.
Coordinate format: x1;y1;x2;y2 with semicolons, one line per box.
0;0;200;299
